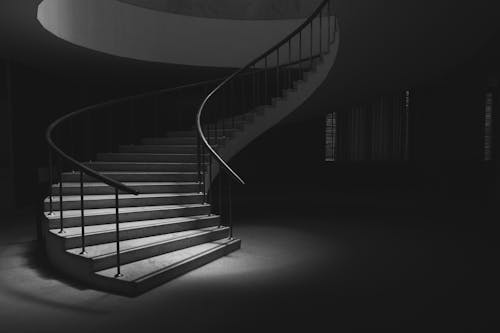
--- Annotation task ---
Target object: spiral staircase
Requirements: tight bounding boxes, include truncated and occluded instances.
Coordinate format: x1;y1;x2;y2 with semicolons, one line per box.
42;0;340;296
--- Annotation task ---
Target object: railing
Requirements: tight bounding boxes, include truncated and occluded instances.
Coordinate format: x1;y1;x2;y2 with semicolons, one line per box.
196;0;338;236
45;0;337;278
46;78;225;277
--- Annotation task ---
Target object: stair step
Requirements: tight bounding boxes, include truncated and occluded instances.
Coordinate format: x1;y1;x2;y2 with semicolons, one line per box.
45;203;211;228
67;226;230;271
44;192;203;210
119;145;201;154
94;238;240;295
97;153;199;162
61;171;198;182
51;182;200;195
142;137;226;145
50;215;220;249
167;128;240;138
84;161;200;172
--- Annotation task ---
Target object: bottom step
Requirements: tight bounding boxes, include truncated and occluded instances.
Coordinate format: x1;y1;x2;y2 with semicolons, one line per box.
94;238;240;296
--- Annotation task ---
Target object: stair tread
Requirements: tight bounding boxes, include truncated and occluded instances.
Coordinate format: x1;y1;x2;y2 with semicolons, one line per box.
95;238;238;282
50;215;219;238
45;203;210;219
100;153;199;155
63;171;198;175
44;192;202;203
52;181;199;187
86;162;199;165
120;145;200;148
67;226;227;258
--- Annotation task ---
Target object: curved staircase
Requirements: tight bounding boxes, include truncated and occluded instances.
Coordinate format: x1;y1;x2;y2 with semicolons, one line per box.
43;0;339;296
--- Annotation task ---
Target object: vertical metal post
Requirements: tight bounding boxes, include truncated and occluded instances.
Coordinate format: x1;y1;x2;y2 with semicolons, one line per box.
231;81;235;128
328;0;331;44
276;49;280;97
288;39;292;89
299;31;303;79
228;178;233;239
310;21;314;68
252;66;256;109
218;173;222;227
208;154;212;215
319;7;323;56
115;188;122;278
79;171;86;254
58;158;64;234
202;143;207;203
333;15;337;43
48;150;53;214
197;130;202;194
264;57;268;105
220;86;226;138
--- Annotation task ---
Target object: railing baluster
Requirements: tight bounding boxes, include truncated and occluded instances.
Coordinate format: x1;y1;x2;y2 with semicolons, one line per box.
79;171;86;254
48;149;53;214
218;173;222;227
310;21;314;68
208;154;212;215
320;7;323;56
228;177;233;239
197;125;203;195
277;49;280;97
328;0;331;44
264;57;268;105
288;39;292;89
114;188;122;278
299;31;303;79
231;81;235;128
58;157;64;234
202;142;207;203
252;66;256;109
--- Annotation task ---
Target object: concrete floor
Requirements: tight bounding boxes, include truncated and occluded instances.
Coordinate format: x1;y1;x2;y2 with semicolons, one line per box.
0;193;497;332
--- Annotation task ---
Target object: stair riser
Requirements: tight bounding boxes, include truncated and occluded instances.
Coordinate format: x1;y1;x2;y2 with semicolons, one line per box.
44;194;204;211
63;216;220;249
48;205;211;229
62;173;198;182
97;153;198;162
119;146;198;154
92;228;229;271
134;239;240;295
85;163;199;172
51;184;200;195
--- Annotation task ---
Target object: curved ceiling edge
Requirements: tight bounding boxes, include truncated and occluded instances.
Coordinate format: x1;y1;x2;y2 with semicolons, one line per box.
37;0;306;68
117;0;322;20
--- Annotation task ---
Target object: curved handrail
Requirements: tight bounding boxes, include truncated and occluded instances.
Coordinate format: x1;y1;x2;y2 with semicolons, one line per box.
46;76;227;195
196;0;335;185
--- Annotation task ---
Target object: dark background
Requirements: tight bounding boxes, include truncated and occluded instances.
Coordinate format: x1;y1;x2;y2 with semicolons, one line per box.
0;1;499;331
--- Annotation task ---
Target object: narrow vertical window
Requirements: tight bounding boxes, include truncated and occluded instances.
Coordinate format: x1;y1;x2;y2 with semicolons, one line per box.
484;91;493;161
325;112;336;161
403;90;410;161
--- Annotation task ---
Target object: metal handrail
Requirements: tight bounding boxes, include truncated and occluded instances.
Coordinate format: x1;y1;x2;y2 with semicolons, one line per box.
196;0;335;185
46;75;229;194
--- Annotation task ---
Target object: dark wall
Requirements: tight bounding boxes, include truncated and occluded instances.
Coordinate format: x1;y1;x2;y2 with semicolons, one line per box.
5;61;223;208
0;60;15;212
231;32;500;217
